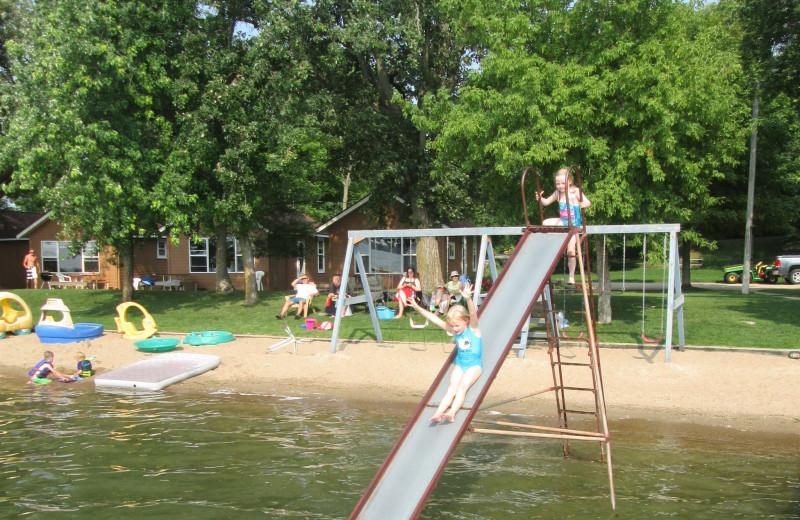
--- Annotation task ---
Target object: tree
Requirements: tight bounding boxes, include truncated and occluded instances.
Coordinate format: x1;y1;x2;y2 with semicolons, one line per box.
1;0;196;301
315;0;470;290
168;1;333;303
0;0;20;187
739;0;800;242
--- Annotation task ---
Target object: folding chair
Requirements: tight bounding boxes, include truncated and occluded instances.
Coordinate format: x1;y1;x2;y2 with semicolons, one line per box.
267;321;310;355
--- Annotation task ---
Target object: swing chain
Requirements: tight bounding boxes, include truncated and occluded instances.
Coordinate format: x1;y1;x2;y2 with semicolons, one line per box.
641;235;647;335
621;234;626;293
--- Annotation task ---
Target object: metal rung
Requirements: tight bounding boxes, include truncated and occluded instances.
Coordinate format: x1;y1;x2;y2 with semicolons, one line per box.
559;386;596;392
552;361;592;367
562;409;598;416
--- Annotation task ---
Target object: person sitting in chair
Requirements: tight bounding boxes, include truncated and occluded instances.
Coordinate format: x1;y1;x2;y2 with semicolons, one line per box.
394;268;421;319
275;275;319;320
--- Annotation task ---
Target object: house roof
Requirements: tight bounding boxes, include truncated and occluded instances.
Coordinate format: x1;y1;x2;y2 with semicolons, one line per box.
315;195;407;234
0;210;48;240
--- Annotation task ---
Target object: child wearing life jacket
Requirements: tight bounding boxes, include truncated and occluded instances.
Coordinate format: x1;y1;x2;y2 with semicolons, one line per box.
71;352;94;379
27;351;74;384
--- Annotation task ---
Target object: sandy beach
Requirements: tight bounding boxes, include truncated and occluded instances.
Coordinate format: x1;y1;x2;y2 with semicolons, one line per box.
2;330;799;436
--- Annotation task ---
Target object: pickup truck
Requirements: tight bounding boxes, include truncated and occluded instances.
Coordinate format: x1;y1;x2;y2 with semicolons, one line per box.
774;255;800;285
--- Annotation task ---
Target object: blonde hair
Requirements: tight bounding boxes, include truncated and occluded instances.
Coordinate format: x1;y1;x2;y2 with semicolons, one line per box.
446;304;470;325
75;352;85;361
44;350;54;360
555;168;573;182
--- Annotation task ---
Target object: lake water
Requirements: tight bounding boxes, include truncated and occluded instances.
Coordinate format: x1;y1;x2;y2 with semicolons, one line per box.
1;385;798;519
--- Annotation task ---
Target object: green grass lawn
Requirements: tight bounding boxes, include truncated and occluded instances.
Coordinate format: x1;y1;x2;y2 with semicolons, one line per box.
6;271;798;350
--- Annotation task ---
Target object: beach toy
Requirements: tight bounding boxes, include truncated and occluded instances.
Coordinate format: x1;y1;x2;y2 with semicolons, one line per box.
0;292;34;338
305;318;316;330
114;302;157;340
376;306;395;320
35;323;104;344
134;338;181;353
317;321;333;330
34;298;104;344
183;331;235;346
38;298;73;327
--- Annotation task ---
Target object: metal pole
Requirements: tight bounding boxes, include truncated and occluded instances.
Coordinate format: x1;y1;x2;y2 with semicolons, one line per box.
743;88;759;295
330;238;355;354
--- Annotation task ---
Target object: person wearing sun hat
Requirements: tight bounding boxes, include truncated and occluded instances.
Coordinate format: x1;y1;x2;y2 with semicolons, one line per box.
440;270;463;314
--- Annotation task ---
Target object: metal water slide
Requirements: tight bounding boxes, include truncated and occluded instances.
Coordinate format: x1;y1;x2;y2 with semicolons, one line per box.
349;229;573;520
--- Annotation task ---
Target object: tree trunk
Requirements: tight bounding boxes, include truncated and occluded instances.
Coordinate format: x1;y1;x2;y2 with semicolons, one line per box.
411;204;443;295
680;240;692;290
215;224;233;294
596;236;612;324
121;243;134;303
341;155;352;211
240;234;257;305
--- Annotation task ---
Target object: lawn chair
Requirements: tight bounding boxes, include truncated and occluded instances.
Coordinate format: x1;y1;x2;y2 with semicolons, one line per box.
267;321;310;355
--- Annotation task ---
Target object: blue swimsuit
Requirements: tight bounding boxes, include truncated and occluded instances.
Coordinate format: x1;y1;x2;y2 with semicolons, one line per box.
559;201;582;226
454;328;482;371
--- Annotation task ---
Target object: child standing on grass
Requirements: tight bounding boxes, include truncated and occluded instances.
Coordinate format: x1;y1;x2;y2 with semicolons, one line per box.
408;284;482;423
537;168;591;284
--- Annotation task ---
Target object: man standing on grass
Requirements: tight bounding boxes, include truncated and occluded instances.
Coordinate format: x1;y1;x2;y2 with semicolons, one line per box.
22;249;40;289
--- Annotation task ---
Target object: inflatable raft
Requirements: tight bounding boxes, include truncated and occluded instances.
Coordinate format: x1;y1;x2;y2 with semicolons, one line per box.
183;331;235;346
134;338;181;353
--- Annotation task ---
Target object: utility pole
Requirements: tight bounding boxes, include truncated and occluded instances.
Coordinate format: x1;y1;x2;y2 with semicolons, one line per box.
743;85;759;295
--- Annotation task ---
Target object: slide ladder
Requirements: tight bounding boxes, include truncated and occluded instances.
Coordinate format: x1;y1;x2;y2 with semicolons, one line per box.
472;230;615;510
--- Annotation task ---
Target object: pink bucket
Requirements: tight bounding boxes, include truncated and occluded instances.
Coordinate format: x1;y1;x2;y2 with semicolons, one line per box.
305;318;316;330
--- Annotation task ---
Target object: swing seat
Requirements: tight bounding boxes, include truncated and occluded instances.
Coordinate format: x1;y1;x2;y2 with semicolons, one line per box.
409;318;428;329
562;330;585;340
640;333;663;344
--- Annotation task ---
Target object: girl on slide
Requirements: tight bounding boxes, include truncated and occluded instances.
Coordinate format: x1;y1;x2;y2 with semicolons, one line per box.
408;284;482;423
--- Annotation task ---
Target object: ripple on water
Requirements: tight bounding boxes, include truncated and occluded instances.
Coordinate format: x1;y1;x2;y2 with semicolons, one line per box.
0;386;798;519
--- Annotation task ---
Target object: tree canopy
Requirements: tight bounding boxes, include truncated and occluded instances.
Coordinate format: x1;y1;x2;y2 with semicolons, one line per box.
1;0;798;300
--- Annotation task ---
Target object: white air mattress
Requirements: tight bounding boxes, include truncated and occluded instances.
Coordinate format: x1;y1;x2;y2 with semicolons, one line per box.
94;353;221;390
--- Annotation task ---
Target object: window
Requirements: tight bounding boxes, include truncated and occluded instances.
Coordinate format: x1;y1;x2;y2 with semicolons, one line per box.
461;237;467;275
402;238;417;272
41;240;99;273
358;238;416;274
317;239;326;274
189;237;243;273
296;241;306;278
157;239;167;259
472;236;478;271
189;239;211;273
448;240;456;260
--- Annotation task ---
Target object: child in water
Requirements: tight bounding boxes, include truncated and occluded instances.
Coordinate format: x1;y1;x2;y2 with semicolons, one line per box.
537;168;591;284
27;351;75;384
408;283;482;423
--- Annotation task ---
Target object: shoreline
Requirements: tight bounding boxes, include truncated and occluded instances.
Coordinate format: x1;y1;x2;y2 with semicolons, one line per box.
1;331;798;436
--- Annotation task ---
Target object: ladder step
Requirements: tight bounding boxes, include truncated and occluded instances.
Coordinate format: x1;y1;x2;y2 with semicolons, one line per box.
562;409;598;416
558;386;596;392
552;361;592;367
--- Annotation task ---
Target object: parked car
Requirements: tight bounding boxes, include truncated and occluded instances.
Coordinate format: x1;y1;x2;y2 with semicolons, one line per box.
722;261;778;284
774;255;800;285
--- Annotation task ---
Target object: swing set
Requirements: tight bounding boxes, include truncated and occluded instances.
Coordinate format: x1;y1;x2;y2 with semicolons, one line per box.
329;223;685;361
599;231;671;344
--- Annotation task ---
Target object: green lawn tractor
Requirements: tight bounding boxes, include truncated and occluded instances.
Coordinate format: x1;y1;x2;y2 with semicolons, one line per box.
722;261;779;284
